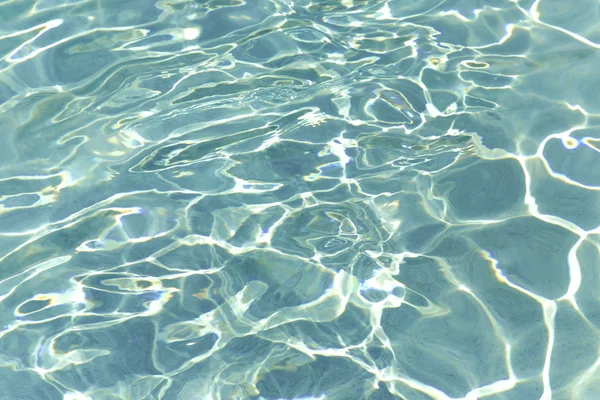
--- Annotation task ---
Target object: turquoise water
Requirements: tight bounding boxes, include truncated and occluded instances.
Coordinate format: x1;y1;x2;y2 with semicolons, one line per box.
1;0;600;399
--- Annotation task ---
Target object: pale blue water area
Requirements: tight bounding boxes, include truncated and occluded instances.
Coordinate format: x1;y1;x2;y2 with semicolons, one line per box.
1;0;600;399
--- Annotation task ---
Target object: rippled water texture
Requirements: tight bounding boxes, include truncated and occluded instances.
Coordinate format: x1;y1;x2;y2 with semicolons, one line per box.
1;0;600;399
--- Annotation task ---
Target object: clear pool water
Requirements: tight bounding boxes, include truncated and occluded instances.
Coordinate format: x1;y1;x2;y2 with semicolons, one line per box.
1;0;600;399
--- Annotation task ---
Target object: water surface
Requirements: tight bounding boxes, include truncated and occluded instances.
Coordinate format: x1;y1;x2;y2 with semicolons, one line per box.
1;0;600;399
